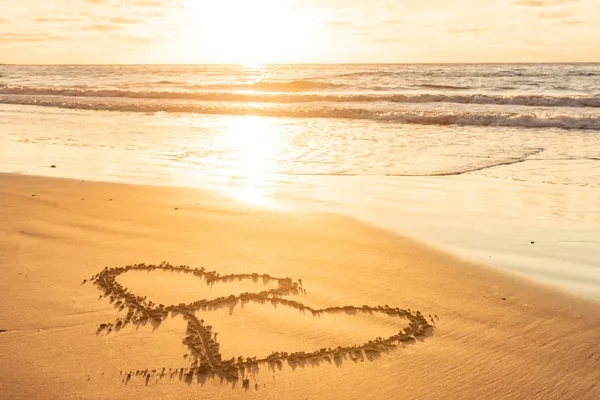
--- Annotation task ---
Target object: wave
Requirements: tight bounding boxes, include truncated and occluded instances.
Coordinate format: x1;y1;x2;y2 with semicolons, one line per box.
390;93;600;108
4;80;346;92
418;84;471;90
567;72;600;77
193;80;347;91
3;96;600;130
388;148;545;176
156;80;187;85
290;148;546;177
2;84;600;108
410;71;599;79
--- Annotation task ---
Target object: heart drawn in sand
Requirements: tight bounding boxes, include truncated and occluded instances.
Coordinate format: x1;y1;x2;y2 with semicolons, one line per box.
86;262;435;386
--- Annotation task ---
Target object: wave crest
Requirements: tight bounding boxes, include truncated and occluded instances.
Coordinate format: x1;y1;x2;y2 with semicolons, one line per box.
197;80;346;91
2;96;599;131
2;84;600;108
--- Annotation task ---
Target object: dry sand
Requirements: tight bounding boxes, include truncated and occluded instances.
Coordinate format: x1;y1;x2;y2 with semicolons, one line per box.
0;173;598;399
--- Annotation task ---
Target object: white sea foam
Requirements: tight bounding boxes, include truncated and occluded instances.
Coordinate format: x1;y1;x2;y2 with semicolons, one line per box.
2;84;600;108
2;95;599;130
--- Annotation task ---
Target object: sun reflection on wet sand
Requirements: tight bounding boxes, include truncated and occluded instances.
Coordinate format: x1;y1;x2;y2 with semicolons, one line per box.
213;116;284;207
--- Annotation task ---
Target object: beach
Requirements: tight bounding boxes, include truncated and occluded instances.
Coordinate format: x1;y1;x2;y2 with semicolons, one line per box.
2;97;600;301
2;63;600;398
2;0;600;394
1;173;599;399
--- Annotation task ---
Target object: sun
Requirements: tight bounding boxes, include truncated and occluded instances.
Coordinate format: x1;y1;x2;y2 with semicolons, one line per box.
184;0;313;64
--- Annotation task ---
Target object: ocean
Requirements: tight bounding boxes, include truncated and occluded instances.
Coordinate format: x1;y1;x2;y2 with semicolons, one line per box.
1;63;599;299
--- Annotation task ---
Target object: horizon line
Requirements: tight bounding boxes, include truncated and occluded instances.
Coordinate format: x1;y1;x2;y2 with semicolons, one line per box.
2;61;600;66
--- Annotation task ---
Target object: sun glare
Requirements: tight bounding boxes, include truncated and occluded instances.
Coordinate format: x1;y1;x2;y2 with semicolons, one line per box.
219;116;283;206
185;0;312;64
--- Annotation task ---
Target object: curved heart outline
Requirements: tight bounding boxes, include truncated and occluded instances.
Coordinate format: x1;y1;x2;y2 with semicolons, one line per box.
86;262;435;385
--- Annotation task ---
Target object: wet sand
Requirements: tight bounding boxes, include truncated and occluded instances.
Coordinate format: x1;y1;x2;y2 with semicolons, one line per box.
0;173;599;399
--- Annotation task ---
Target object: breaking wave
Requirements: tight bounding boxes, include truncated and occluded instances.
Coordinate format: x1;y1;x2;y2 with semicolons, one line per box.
192;80;347;91
3;95;600;130
2;85;600;108
290;148;546;177
418;84;471;90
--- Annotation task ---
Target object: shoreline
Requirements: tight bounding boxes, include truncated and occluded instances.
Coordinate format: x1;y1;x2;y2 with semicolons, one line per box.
2;102;600;303
4;163;600;303
3;171;597;306
1;173;599;399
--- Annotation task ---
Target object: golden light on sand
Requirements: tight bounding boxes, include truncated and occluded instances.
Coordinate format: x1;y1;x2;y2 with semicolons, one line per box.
185;0;312;64
220;116;282;206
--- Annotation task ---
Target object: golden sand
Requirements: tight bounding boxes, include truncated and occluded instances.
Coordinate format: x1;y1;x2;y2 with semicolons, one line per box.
0;173;598;399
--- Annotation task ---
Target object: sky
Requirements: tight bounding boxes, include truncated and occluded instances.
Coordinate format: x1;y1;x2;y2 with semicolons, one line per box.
1;0;599;64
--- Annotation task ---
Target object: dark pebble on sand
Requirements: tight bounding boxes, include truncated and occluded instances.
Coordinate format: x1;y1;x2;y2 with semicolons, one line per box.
51;165;56;168
501;297;507;301
531;241;535;244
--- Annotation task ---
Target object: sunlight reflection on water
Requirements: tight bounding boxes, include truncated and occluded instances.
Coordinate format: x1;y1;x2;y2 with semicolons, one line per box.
2;105;600;300
218;116;282;206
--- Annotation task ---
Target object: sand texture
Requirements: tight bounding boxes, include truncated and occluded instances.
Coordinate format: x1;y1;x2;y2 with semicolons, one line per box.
0;173;599;399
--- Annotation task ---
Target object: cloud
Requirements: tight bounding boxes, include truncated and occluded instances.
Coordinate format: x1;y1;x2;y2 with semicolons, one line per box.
513;0;575;6
81;24;123;32
129;0;186;8
514;0;547;5
130;0;162;6
35;17;83;23
447;27;488;33
538;10;573;18
0;32;67;43
322;21;354;27
525;39;552;46
113;34;161;44
83;0;184;8
110;17;142;24
368;37;402;43
553;19;587;25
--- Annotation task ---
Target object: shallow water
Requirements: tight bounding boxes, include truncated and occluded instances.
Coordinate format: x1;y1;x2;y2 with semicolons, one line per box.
1;64;599;301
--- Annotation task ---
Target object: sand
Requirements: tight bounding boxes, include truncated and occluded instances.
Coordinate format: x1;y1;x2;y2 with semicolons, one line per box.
0;173;598;399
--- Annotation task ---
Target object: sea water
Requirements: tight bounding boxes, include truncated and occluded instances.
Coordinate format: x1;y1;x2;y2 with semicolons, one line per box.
1;64;599;299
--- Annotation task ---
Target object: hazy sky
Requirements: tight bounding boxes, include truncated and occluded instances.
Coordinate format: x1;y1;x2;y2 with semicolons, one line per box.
1;0;599;64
